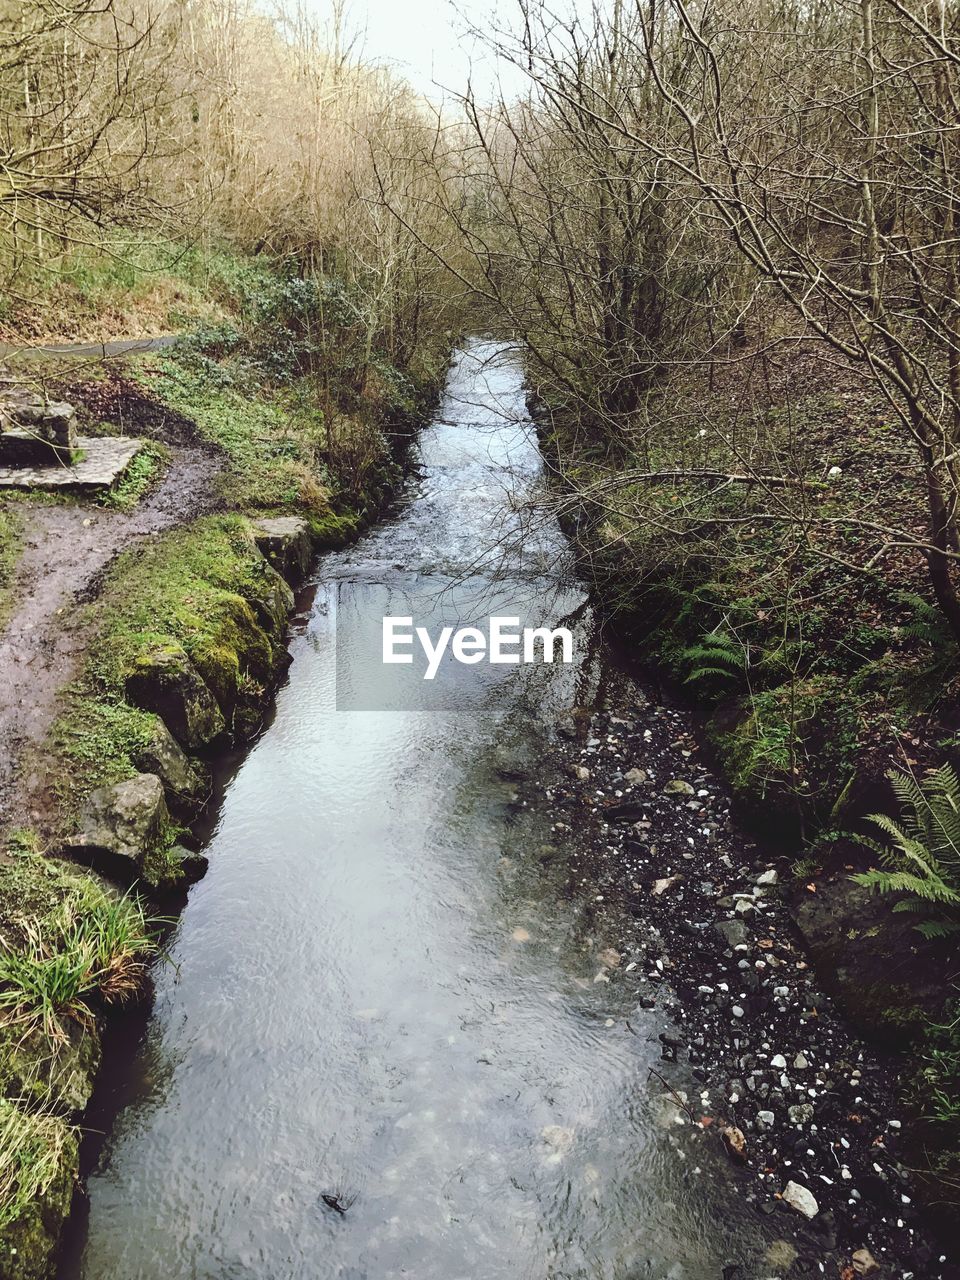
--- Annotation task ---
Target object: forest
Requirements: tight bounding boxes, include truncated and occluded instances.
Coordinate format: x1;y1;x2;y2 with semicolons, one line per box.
0;0;958;1277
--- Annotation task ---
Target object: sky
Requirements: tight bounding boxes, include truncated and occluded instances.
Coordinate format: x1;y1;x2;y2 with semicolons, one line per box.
301;0;530;102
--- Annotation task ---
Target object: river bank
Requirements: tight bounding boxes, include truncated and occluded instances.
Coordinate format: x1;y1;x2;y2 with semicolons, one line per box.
0;270;449;1278
528;332;960;1246
532;661;954;1277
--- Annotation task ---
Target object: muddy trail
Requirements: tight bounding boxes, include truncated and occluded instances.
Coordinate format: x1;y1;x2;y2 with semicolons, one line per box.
0;442;221;832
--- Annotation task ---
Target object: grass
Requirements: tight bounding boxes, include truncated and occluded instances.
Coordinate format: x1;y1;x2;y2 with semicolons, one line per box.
97;441;167;511
0;1099;73;1233
139;351;335;514
49;514;288;819
0;508;22;625
0;855;157;1045
0;235;272;344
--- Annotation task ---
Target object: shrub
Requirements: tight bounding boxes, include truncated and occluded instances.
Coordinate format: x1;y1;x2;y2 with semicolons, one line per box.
853;766;960;938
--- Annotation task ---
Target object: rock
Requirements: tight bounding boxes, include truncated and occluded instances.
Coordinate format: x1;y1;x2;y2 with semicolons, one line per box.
734;898;756;917
764;1241;798;1271
770;1054;787;1070
781;1179;819;1218
663;779;695;796
852;1247;880;1275
253;515;312;584
720;1125;747;1163
715;919;751;949
134;717;209;812
791;871;946;1033
169;845;209;884
75;774;167;862
67;774;178;890
623;767;647;784
652;876;679;896
757;1109;775;1128
125;643;225;750
755;868;778;886
1;392;77;447
788;1103;815;1125
572;764;591;781
0;1016;101;1114
793;1052;809;1070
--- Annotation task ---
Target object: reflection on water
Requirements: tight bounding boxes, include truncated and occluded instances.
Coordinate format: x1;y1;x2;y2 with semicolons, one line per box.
68;342;775;1280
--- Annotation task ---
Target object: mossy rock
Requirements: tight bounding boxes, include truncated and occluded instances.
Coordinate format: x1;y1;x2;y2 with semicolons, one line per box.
0;1018;101;1116
0;1108;77;1280
132;717;208;816
308;508;360;549
125;643;225;751
70;774;181;892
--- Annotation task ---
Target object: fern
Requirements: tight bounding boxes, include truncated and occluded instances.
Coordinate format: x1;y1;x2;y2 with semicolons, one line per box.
893;591;960;711
681;630;744;685
853;765;960;936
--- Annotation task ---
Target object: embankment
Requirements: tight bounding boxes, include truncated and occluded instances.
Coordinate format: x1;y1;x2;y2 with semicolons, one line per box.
0;291;447;1278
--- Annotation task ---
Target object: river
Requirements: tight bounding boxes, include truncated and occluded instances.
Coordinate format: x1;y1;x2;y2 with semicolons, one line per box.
64;340;785;1280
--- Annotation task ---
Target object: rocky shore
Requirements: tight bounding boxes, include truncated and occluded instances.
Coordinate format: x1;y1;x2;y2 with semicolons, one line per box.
529;667;958;1280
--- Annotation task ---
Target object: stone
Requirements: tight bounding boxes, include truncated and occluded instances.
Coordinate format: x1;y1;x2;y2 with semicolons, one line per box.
67;773;178;889
253;515;313;583
76;774;168;863
720;1125;747;1163
169;845;209;884
1;392;77;445
572;764;591;781
781;1179;819;1218
663;779;695;796
623;767;647;784
134;717;209;812
0;434;145;490
788;1103;815;1125
757;1109;775;1128
852;1247;880;1275
125;643;225;750
755;869;778;886
715;919;751;949
770;1054;787;1070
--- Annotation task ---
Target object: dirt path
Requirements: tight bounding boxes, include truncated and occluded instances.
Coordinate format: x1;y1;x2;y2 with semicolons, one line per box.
0;444;221;832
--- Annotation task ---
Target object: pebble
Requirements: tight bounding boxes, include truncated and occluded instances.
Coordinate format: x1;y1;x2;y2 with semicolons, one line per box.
781;1179;819;1218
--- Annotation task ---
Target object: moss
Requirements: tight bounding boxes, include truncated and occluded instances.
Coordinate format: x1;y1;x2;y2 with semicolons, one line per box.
47;516;291;824
309;507;361;547
0;509;22;627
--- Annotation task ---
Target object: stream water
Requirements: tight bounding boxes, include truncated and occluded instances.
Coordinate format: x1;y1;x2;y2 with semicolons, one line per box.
66;341;779;1280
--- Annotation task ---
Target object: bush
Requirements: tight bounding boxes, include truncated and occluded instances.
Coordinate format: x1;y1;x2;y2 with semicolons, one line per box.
853;766;960;939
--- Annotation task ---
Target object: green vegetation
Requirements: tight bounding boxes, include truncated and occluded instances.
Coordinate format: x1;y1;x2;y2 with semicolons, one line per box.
51;515;289;817
855;768;960;939
1;235;272;344
0;890;155;1043
0;509;21;623
0;1100;74;1233
98;442;166;511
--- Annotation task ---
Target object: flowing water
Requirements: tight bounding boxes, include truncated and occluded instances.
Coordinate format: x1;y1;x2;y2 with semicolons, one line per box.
67;341;778;1280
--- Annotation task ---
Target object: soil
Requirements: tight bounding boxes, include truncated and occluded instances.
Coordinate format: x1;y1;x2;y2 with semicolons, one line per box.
0;442;222;834
529;664;959;1280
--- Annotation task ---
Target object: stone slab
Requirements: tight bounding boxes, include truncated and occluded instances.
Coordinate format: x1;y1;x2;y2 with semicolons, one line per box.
0;435;144;492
